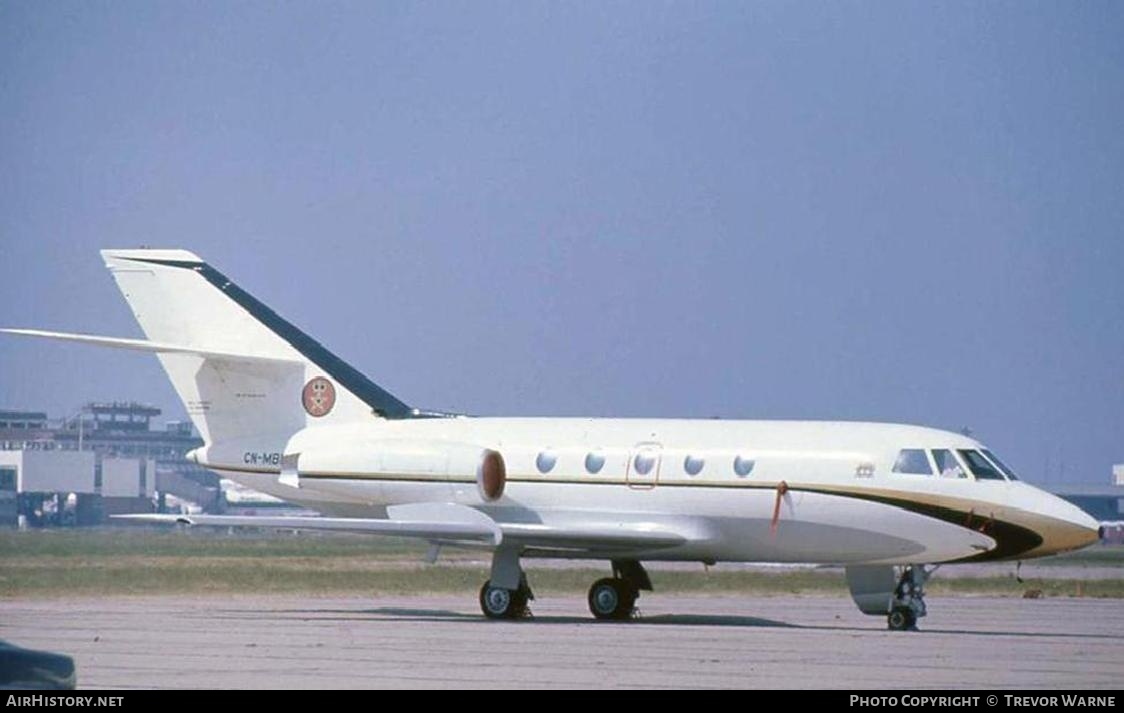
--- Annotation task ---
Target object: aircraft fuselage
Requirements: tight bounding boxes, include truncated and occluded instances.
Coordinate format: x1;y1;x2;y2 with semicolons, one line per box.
199;417;1098;565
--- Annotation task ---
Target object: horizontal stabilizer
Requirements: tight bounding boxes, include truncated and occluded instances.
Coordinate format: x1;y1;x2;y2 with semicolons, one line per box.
1;328;302;365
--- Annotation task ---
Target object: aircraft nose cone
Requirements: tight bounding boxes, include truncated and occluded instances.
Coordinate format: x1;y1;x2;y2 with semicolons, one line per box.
1074;508;1101;548
1039;499;1100;555
1074;521;1101;549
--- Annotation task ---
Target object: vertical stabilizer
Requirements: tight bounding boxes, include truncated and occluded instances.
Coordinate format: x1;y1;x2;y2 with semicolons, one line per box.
99;249;412;447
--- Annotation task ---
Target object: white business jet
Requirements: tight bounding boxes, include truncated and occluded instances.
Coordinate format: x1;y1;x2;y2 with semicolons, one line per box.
3;249;1100;630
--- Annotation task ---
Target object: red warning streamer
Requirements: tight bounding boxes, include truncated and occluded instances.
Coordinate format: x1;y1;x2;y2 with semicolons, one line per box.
770;480;789;538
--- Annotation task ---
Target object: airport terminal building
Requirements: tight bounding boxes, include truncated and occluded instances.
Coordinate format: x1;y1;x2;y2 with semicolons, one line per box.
0;403;213;526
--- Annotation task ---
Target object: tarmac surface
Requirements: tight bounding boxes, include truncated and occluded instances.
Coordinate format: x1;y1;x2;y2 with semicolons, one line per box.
2;594;1121;689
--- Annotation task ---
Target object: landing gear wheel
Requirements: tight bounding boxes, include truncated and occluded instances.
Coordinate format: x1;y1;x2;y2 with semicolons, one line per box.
588;578;637;620
887;607;916;631
479;580;528;620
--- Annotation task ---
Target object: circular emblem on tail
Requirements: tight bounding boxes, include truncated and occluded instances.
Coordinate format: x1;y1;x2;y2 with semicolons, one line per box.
302;377;336;417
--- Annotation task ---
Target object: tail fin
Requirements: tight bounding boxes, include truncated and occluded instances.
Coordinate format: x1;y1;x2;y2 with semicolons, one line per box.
12;249;413;447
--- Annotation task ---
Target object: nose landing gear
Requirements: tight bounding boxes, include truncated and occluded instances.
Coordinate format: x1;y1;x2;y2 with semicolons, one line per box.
887;565;933;631
846;563;935;631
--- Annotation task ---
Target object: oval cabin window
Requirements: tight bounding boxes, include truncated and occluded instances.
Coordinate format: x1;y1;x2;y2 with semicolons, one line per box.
585;451;606;474
634;453;656;475
683;455;705;476
535;451;557;474
733;455;755;477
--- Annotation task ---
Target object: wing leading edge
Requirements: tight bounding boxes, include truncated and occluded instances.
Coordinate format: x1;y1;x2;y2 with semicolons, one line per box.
114;504;690;553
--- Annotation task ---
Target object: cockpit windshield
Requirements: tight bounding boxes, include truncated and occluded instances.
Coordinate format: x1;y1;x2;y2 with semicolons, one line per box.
891;447;1020;482
892;449;933;475
981;449;1019;481
957;449;1005;481
931;449;966;479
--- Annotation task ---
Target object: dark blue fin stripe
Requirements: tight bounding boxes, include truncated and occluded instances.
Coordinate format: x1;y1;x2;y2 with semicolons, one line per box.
122;257;413;419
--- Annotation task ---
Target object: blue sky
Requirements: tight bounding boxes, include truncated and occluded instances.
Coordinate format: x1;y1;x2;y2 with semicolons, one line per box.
1;2;1121;484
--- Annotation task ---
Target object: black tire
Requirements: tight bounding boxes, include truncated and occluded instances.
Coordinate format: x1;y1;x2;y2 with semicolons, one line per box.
479;580;524;620
588;578;636;620
887;607;916;631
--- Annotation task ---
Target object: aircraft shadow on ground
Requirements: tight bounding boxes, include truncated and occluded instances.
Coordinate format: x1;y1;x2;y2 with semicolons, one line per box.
262;607;798;628
230;607;1122;639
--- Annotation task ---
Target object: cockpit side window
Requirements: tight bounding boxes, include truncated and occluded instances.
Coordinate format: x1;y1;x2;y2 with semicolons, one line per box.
892;449;933;475
959;449;1006;481
981;449;1019;481
931;449;967;479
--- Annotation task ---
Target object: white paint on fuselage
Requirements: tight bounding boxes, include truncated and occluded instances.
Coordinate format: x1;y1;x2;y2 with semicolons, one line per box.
209;417;1098;565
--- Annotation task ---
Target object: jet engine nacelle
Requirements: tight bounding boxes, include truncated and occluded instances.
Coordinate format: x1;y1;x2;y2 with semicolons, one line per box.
282;434;506;503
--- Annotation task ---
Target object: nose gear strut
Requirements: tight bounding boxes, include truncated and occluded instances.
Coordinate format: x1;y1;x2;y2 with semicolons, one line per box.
888;565;938;631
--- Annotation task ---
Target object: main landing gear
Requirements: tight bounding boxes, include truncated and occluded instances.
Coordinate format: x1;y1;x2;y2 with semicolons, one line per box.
479;577;534;620
478;547;535;619
588;578;637;620
476;551;654;621
587;560;652;621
